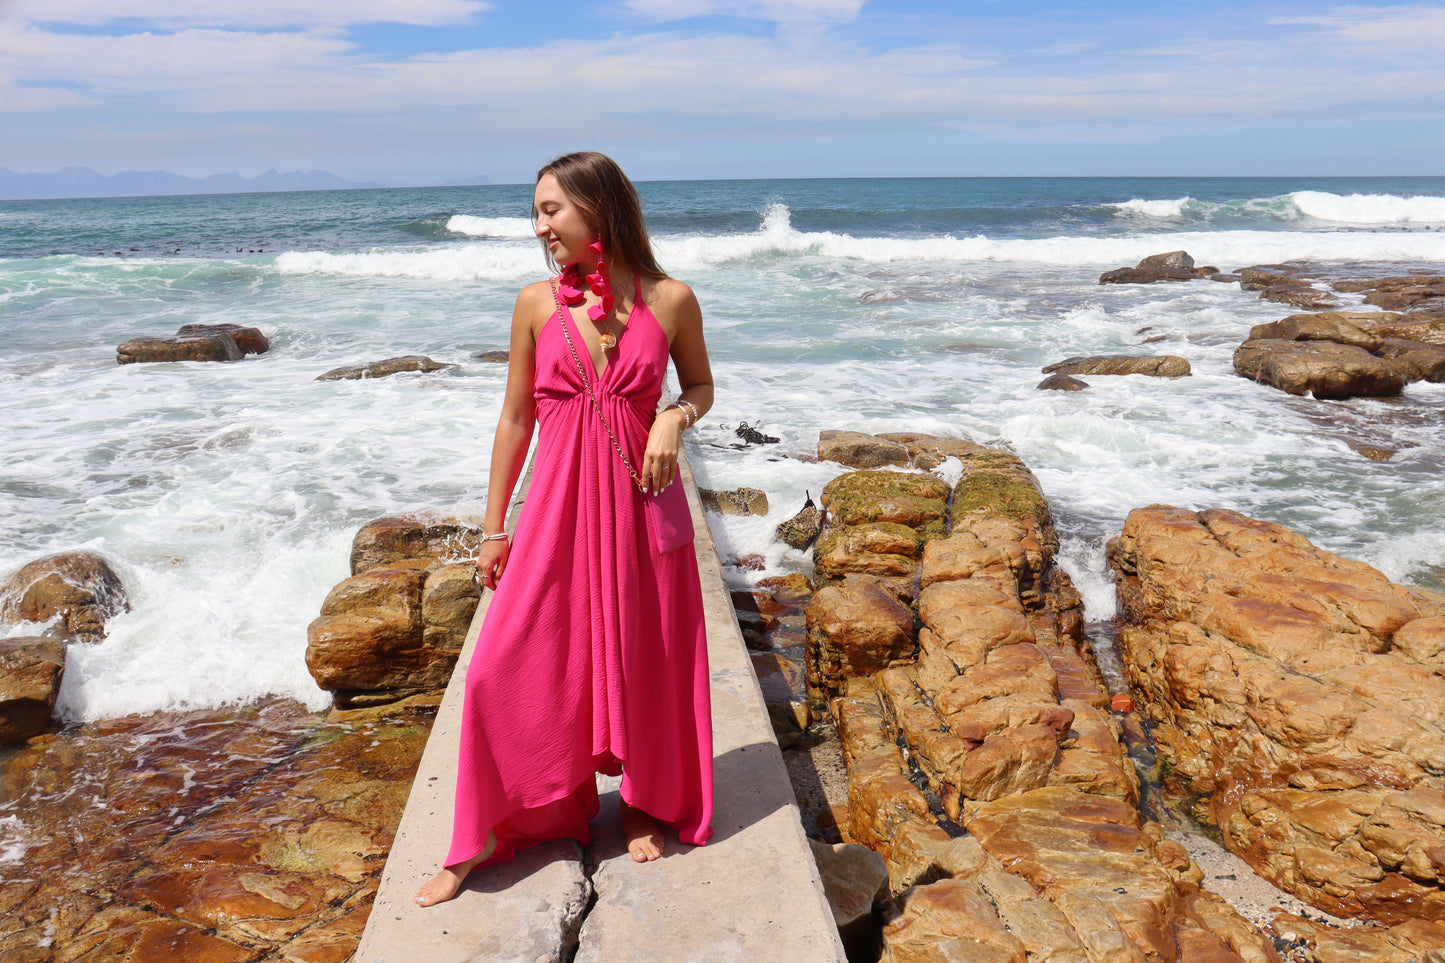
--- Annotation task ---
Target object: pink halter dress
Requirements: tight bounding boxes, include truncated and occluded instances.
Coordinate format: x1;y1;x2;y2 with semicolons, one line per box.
444;279;714;868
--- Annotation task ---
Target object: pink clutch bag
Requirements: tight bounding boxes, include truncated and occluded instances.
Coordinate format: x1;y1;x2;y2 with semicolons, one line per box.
647;477;695;555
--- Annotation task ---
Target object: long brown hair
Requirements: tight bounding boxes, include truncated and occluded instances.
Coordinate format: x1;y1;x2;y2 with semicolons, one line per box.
536;152;667;280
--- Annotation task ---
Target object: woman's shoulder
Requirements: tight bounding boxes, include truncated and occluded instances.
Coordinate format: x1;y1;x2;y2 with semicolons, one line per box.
644;276;698;311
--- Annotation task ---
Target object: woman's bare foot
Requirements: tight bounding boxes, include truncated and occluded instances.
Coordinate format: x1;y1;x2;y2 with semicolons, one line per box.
620;800;664;862
414;832;496;907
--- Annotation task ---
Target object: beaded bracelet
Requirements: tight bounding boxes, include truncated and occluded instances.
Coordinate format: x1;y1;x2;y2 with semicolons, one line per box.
665;400;700;430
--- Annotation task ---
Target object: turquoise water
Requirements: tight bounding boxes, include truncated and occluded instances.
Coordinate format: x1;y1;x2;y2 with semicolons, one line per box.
3;177;1444;719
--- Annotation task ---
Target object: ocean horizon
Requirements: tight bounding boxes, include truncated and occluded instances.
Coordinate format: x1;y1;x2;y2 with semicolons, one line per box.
3;175;1443;722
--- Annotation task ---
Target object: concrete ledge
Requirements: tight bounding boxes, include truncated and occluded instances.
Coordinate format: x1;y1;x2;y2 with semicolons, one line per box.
358;451;844;962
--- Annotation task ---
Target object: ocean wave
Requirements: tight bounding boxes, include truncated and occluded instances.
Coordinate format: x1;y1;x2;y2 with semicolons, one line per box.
446;214;536;238
1108;191;1445;226
274;201;1445;281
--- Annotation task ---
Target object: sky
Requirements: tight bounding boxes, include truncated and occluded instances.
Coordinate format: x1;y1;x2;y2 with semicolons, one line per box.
1;0;1443;184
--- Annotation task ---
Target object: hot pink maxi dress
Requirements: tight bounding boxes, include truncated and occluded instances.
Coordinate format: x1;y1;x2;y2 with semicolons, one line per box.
444;282;714;869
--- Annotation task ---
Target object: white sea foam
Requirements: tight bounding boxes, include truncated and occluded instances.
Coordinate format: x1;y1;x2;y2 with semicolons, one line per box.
274;243;539;281
1290;191;1445;224
1109;197;1193;219
0;816;32;864
446;214;536;238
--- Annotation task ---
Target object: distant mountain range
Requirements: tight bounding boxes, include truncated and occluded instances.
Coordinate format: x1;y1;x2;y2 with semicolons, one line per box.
0;166;389;200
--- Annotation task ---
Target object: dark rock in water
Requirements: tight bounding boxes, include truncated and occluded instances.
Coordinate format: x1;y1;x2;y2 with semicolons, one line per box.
1374;338;1445;383
734;421;779;445
776;492;823;550
1233;339;1406;398
117;323;268;364
818;430;909;469
1248;312;1385;350
315;355;456;381
176;323;269;355
118;332;242;364
1258;283;1340;310
1037;373;1089;391
0;636;65;743
1099;251;1218;284
1364;283;1445;313
1041;355;1191;378
1208;272;1242;283
0;551;129;643
1333;274;1445;293
1239;266;1307;291
1348;441;1398;462
472;349;510;362
700;487;770;516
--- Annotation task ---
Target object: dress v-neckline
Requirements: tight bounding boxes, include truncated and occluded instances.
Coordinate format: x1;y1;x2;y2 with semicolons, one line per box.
558;281;643;381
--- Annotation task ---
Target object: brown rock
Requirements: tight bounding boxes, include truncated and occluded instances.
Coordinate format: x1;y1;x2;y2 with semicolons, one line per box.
699;486;769;516
882;877;1028;963
0;637;65;743
0;551;129;643
176;323;269;355
1332;275;1445;293
315;355;456;381
775;492;823;550
810;839;890;960
1137;250;1196;272
1041;355;1191;378
1369;316;1445;346
420;561;481;654
875;433;990;471
348;514;483;575
1248;311;1386;350
1037;374;1088;391
1259;283;1340;310
814;522;925;583
1240;266;1307;291
117;332;243;364
1233;338;1406;398
821;470;949;532
1099;252;1217;285
1373;339;1445;383
818;429;910;468
806;574;916;699
1364;284;1445;312
471;349;510;362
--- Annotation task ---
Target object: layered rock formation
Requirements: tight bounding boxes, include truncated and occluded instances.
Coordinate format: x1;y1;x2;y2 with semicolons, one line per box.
1041;355;1192;379
0;637;65;743
1109;505;1445;925
805;432;1283;961
1099;251;1220;284
306;514;482;707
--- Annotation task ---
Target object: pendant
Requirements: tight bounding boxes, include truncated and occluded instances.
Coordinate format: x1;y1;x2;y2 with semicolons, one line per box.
599;332;617;349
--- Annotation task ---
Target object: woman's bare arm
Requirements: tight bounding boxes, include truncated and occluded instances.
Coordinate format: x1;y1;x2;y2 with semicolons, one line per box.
642;279;713;493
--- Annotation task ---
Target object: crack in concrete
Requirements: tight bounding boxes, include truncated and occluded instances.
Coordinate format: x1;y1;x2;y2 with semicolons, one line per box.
558;840;601;962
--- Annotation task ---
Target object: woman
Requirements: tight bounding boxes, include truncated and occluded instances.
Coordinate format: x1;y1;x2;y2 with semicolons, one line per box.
416;152;715;907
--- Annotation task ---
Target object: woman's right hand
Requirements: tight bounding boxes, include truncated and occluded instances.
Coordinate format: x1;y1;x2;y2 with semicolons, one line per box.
475;537;510;591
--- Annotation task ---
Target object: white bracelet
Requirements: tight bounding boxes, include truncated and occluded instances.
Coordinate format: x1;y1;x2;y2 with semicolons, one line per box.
678;399;700;427
480;531;508;542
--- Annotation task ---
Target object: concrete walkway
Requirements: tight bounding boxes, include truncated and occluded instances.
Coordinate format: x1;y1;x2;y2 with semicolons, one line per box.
355;453;844;963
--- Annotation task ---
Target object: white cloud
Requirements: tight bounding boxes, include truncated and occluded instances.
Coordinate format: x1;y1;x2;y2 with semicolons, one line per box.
622;0;864;22
6;0;489;29
1272;4;1445;48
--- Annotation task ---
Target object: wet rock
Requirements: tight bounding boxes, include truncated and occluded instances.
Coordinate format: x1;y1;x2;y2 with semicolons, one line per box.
1274;910;1445;961
0;698;428;961
818;430;910;469
1370;316;1445;346
1037;374;1088;391
0;551;129;643
0;637;65;743
1109;505;1445;923
114;333;235;365
1258;283;1340;310
315;355;456;381
1041;355;1191;378
472;349;510;362
1375;338;1445;383
776;492;823;550
806;574;916;701
349;514;483;575
1099;251;1218;285
1239;266;1308;291
699;487;769;516
176;323;270;356
1248;311;1386;349
1364;283;1445;313
1233;338;1406;398
1333;274;1445;294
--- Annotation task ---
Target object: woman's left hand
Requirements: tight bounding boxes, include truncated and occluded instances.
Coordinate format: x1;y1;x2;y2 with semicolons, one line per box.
640;408;686;493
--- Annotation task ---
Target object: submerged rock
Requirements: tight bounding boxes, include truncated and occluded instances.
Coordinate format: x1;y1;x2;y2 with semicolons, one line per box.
1099;251;1218;284
1041;355;1191;378
315;355;456;381
1037;373;1088;391
0;551;129;643
0;636;65;743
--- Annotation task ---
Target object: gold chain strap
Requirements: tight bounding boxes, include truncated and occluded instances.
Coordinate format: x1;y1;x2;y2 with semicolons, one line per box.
550;280;646;492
